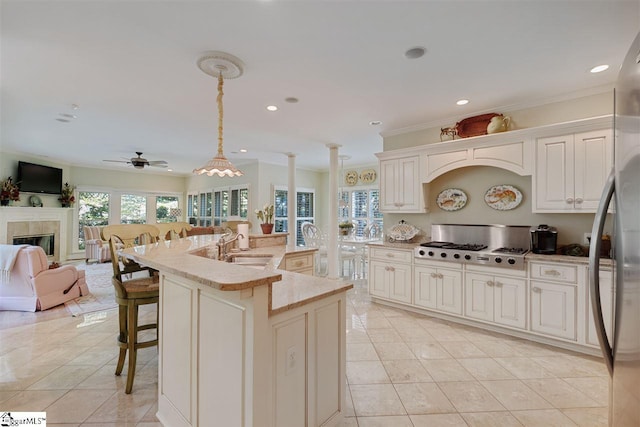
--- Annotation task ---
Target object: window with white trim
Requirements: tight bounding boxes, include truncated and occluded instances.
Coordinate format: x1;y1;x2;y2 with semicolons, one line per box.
274;186;315;246
338;187;383;237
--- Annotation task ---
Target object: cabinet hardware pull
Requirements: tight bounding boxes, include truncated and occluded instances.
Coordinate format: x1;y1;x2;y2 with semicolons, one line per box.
389;266;395;272
487;280;494;286
566;198;574;204
544;269;561;276
495;281;503;287
532;287;542;293
295;261;304;267
386;253;395;258
437;273;443;279
575;198;584;204
384;266;389;271
430;273;437;278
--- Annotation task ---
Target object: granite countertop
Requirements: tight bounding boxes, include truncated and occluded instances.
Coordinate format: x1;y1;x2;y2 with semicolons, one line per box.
525;252;614;268
119;234;353;316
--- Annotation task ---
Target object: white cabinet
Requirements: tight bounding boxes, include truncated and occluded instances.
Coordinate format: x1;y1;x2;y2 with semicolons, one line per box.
534;129;612;212
465;272;527;329
369;248;412;304
379;156;425;213
586;269;614;347
530;280;577;341
414;262;463;315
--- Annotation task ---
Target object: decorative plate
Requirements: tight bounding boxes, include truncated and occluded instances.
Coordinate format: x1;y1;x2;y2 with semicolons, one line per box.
29;195;43;207
359;169;377;184
484;184;523;211
345;170;359;186
436;188;468;211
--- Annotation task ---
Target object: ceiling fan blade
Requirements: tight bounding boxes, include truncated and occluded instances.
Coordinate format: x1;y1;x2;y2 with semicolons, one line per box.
148;160;168;166
103;159;129;163
149;163;168;168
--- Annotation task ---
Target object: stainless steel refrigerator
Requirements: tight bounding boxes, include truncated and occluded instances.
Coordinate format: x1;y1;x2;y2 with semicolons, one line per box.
590;31;640;426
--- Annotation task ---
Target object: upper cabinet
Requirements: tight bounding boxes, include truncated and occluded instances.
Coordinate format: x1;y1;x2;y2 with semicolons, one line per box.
379;155;426;213
534;129;612;212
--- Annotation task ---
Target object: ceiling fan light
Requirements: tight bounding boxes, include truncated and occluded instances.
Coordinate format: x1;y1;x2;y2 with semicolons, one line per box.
133;163;145;169
193;154;243;177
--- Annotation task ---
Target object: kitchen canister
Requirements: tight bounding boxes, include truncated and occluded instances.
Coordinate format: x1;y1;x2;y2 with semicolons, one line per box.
237;223;249;250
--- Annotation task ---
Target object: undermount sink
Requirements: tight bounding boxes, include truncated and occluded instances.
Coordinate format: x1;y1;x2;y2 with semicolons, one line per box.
226;254;273;266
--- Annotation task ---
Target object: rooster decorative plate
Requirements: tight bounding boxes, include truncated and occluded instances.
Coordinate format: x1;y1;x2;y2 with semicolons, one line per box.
484;185;522;210
345;170;359;186
436;188;468;211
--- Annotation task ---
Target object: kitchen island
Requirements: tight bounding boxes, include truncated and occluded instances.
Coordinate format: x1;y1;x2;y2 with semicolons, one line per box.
120;234;353;427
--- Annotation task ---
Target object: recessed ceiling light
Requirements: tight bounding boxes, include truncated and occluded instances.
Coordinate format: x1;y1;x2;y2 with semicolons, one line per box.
285;97;299;103
55;118;70;123
239;148;248;153
266;105;278;111
590;64;609;73
456;99;469;106
369;120;382;126
71;104;80;110
404;46;426;59
60;113;77;119
167;168;173;172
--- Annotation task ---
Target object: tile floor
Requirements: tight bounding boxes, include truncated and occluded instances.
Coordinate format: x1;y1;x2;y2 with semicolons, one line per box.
0;279;609;426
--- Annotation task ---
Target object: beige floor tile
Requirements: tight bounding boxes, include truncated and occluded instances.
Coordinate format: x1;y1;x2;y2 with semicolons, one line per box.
439;341;488;358
140;400;159;422
562;354;609;377
461;411;524;427
0;364;59;390
470;340;527;357
136;423;164;427
347;343;379;361
382;360;433;383
493;357;556;379
75;365;127;390
386;317;421;330
346;329;371;343
562;376;609;406
373;342;416;360
394;382;455;414
0;389;67;411
337;417;359;427
396;328;438;343
508;340;563;357
357;415;413;426
511;409;578;426
438;381;505;412
457;358;516;380
349;384;406;416
530;356;599;377
66;346;119;366
344;386;355;417
44;389;115;423
347;361;391;384
407;342;451;360
410;413;468;426
426;329;469;342
421;359;474;382
366;328;403;343
480;380;552;410
84;386;157;423
0;390;18;403
360;316;393;329
26;365;99;390
522;378;601;408
562;407;608;427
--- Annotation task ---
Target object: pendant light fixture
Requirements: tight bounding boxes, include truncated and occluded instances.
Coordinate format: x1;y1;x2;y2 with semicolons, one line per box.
193;52;244;177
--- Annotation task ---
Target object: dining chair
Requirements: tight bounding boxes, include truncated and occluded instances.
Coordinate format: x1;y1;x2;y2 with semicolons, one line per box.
102;224;161;394
301;222;328;276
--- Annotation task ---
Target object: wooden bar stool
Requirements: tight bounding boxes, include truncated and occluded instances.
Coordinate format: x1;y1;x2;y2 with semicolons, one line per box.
103;224;161;394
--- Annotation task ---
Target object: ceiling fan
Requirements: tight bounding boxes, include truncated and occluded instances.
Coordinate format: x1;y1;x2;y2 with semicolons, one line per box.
103;152;168;169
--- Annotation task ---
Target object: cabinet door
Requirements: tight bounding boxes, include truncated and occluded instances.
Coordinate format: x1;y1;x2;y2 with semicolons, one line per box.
465;273;494;322
369;260;390;298
494;276;527;329
388;263;412;304
414;266;438;309
437;269;463;315
379;156;424;213
379;159;399;211
574;129;613;211
535;134;575;211
531;280;577;340
586;269;614;347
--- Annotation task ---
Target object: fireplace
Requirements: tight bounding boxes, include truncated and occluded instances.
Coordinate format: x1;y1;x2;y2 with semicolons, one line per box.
13;234;55;257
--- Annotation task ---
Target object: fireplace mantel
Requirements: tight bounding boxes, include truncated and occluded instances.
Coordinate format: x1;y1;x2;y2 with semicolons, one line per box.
0;207;72;261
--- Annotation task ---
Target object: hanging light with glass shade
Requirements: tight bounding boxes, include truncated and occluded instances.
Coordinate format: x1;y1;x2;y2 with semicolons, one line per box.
193;52;244;177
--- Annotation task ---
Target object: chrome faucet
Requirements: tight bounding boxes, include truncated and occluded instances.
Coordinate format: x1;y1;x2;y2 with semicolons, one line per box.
216;232;245;260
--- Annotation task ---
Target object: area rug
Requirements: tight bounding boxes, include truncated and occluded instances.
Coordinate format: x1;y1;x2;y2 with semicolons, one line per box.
64;262;117;316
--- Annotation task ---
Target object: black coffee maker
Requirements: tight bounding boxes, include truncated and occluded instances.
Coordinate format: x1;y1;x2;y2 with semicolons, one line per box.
531;224;558;254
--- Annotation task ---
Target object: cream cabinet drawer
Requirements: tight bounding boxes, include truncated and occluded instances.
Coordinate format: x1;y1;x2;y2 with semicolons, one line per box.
282;253;314;271
369;247;413;264
529;262;578;284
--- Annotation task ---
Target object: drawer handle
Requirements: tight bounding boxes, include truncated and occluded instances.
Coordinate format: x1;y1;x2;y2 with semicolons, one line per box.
430;273;438;278
487;280;494;286
389;266;395;272
575;198;584;204
566;198;574;204
437;273;443;279
495;281;503;287
532;287;542;293
294;260;304;267
544;269;561;276
386;253;395;258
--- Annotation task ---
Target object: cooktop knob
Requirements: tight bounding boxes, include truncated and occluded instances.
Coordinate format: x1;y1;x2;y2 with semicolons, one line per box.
495;257;503;263
428;251;434;257
453;253;460;259
440;253;447;258
464;254;471;260
418;250;425;256
508;258;516;265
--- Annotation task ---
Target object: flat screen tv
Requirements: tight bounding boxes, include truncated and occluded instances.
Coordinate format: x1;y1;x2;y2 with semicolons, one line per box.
17;161;63;195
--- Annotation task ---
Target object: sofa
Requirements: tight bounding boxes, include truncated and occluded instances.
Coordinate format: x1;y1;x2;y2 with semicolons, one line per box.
83;225;111;263
0;245;88;311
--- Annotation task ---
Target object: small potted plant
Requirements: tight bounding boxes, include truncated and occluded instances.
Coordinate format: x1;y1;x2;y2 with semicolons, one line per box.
59;182;75;208
255;204;275;234
339;221;354;236
0;176;20;206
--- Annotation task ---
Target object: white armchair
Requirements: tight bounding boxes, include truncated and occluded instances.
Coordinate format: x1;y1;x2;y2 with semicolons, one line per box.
83;226;111;264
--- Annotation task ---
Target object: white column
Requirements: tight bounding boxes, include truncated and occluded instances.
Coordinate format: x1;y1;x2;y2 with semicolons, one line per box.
287;153;297;250
326;144;340;279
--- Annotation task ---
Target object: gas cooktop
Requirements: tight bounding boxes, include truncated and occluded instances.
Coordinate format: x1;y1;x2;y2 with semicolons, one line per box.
415;241;529;269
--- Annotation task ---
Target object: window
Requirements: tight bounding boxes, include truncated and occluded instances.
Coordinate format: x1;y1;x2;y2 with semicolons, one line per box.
78;191;110;250
214;185;249;226
274;187;315;246
121;194;147;224
338;187;382;237
156;196;180;223
187;192;212;226
187;193;198;225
